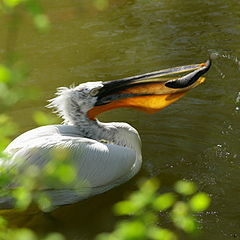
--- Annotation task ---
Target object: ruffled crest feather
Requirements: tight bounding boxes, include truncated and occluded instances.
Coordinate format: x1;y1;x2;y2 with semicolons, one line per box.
47;87;75;124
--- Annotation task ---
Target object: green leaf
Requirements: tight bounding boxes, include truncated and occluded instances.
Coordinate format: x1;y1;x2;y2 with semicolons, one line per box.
174;180;197;196
172;201;189;216
93;0;109;11
2;0;25;8
141;212;157;226
0;136;11;151
115;221;146;239
12;187;32;210
33;111;59;126
36;193;52;212
44;233;65;240
128;191;153;212
0;65;11;83
0;114;18;137
189;192;211;212
33;14;50;31
139;178;160;194
0;216;8;229
171;201;199;233
55;164;76;184
0;167;14;188
114;200;136;216
11;228;37;240
148;227;177;240
153;193;176;211
172;215;197;233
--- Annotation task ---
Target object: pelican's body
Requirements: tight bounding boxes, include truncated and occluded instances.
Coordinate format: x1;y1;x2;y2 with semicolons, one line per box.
1;60;211;208
4;122;142;206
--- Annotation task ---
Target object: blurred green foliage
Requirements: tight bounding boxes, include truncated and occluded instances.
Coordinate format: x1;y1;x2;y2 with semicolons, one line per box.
8;148;86;212
0;64;27;109
174;180;197;196
93;0;109;11
96;178;211;240
189;193;211;212
0;114;18;150
33;111;59;126
0;226;65;240
0;0;50;32
0;0;64;239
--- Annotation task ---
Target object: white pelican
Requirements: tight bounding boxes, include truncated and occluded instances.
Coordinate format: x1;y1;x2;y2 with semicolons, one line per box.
2;60;211;208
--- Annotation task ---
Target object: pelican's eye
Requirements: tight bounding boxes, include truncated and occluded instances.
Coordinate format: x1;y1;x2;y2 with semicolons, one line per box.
89;88;100;97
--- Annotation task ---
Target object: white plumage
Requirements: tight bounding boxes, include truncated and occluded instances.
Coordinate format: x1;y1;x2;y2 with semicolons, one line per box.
1;60;211;208
3;83;142;207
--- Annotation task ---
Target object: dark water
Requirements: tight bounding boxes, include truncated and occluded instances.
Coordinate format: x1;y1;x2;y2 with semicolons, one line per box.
1;0;240;239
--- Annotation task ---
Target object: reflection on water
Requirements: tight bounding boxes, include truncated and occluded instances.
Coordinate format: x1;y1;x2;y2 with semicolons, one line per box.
1;0;240;239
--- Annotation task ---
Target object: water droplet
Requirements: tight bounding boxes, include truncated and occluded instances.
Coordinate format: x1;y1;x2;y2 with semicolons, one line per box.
210;52;219;60
220;72;225;79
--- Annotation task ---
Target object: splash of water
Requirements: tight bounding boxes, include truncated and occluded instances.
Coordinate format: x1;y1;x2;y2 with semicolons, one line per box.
210;51;240;65
206;51;240;81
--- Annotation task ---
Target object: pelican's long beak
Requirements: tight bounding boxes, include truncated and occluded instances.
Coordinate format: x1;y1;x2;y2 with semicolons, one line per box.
87;60;211;120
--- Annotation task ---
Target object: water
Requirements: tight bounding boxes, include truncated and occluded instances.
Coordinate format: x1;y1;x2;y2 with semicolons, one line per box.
1;0;240;239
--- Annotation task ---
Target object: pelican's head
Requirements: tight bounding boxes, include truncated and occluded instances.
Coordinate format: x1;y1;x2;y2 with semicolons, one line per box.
49;60;211;123
48;81;104;123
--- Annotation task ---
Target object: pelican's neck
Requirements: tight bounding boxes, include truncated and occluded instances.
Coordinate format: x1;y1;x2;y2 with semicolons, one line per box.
49;88;141;152
67;114;141;152
66;114;116;143
64;112;141;156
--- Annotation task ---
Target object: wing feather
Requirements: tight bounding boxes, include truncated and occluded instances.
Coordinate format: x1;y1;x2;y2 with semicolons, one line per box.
7;135;136;193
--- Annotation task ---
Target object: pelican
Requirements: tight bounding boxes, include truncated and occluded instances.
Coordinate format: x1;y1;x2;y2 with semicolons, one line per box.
2;60;211;208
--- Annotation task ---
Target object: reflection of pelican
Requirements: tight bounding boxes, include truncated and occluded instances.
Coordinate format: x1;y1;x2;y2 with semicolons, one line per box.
4;60;211;207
